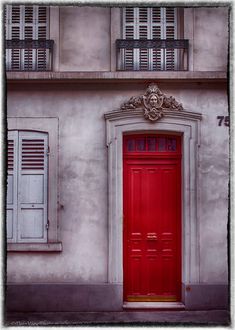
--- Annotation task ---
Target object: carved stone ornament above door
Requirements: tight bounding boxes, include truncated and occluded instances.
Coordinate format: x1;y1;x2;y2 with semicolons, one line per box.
121;83;183;121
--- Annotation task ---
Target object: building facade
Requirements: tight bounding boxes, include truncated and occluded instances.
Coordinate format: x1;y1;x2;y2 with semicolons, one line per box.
6;5;229;313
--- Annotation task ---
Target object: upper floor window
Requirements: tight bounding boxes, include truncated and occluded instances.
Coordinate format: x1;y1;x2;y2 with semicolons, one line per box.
5;5;53;71
116;7;188;71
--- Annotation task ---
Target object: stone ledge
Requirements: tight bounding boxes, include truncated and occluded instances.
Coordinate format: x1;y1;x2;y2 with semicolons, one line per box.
5;310;230;325
5;283;228;312
6;71;227;83
7;242;62;252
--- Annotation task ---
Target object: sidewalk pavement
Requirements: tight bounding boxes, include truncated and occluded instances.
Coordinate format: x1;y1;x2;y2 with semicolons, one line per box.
5;310;230;326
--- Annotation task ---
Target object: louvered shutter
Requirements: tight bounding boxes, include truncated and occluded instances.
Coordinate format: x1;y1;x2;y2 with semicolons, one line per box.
122;7;178;70
6;131;48;243
37;6;49;70
5;5;22;70
138;8;149;70
5;5;49;71
152;8;163;70
7;131;18;242
123;7;135;70
164;8;177;70
18;132;48;242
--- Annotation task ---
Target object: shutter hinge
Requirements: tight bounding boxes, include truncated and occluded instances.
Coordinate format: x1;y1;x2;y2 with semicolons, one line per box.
46;146;50;156
46;221;49;230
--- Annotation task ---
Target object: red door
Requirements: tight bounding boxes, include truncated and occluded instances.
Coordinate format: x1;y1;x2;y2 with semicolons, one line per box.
123;134;181;302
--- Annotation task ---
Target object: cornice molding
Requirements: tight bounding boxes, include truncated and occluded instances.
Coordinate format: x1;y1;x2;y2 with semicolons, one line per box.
6;71;227;84
104;109;202;121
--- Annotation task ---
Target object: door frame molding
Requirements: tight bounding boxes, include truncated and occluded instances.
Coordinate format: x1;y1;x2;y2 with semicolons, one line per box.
104;109;202;292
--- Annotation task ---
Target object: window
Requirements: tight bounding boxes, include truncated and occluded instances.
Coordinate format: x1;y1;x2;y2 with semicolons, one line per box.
5;5;53;71
116;7;188;71
7;118;61;251
7;131;48;243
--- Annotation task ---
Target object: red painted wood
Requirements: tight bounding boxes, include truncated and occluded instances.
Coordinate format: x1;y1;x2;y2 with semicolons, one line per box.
123;134;181;302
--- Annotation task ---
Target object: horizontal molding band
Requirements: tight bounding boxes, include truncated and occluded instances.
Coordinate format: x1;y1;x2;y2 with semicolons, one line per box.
6;71;227;83
7;242;62;252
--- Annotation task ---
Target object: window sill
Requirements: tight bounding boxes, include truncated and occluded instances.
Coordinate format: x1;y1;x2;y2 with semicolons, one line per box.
7;242;62;252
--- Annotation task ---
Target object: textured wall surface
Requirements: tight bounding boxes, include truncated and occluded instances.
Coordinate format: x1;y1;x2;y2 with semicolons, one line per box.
193;7;228;71
7;82;229;285
56;6;228;72
59;7;111;71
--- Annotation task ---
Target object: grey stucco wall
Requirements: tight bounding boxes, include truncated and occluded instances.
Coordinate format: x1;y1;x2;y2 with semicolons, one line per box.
55;6;228;72
59;7;111;71
192;7;228;71
7;82;228;285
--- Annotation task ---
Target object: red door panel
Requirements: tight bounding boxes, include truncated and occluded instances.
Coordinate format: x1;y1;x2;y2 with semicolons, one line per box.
123;135;181;302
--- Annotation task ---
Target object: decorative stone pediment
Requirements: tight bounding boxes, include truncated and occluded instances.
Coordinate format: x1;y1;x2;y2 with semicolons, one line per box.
121;83;183;121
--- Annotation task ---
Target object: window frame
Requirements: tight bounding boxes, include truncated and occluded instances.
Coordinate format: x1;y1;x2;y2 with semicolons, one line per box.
7;117;62;252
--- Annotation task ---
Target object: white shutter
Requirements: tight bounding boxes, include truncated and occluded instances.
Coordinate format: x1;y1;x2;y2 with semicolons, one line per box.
37;6;49;70
152;8;163;70
122;7;178;70
23;5;35;70
18;132;48;242
123;7;135;70
5;5;21;70
163;8;177;70
138;8;149;70
22;6;49;71
7;131;18;242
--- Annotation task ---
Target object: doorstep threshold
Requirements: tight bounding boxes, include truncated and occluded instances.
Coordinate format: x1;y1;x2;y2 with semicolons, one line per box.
123;302;185;309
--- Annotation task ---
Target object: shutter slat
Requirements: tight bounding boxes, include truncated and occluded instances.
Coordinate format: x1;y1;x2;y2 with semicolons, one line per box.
139;49;149;70
38;7;47;23
124;49;134;70
11;49;21;70
11;6;20;24
139;8;148;23
11;26;20;38
7;140;14;171
152;8;161;23
24;6;33;23
139;26;148;39
125;7;134;23
165;8;175;24
21;138;45;170
152;26;161;38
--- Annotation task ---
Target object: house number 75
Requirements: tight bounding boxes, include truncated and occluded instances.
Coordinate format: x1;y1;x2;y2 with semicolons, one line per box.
217;116;229;127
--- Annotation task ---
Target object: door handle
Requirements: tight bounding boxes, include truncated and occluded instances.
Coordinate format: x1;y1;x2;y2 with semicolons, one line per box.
147;235;157;240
